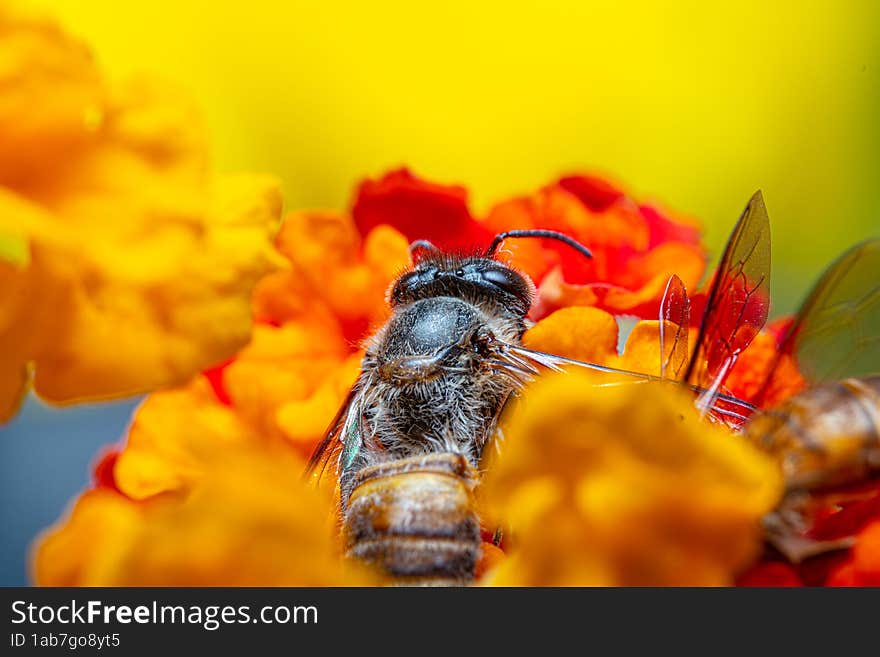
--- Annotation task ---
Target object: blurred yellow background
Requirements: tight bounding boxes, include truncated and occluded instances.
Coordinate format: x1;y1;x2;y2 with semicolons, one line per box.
41;0;879;313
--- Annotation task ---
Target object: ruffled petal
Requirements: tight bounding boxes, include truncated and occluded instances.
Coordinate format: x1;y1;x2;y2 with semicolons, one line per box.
352;168;492;252
35;448;379;586
0;12;283;420
483;372;783;586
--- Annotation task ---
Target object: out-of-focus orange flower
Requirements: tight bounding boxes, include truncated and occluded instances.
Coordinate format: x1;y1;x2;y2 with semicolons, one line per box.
113;377;269;500
35;446;378;586
484;175;705;320
0;9;282;421
483;372;783;586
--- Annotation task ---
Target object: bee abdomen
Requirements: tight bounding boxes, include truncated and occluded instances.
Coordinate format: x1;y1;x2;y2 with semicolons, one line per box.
745;376;880;491
343;453;481;586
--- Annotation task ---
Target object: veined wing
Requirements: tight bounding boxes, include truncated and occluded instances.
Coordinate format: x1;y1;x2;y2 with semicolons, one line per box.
494;341;757;427
755;238;880;404
659;274;691;380
305;377;367;481
684;191;771;412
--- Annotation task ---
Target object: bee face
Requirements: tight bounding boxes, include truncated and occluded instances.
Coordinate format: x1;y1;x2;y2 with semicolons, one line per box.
389;255;534;318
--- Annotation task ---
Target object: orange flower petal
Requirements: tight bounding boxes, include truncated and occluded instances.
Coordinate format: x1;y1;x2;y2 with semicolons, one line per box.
523;306;619;365
33;489;143;586
615;320;666;377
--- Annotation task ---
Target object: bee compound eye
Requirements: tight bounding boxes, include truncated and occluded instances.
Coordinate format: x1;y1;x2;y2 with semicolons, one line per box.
481;267;527;298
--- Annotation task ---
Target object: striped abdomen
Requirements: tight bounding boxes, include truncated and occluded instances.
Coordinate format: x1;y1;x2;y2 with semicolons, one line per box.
342;452;481;586
744;376;880;491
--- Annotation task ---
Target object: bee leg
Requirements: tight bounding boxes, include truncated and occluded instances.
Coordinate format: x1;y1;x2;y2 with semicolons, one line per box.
762;495;856;563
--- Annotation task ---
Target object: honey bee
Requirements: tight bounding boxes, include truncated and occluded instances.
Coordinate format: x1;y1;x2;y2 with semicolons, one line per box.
739;239;880;561
306;229;597;585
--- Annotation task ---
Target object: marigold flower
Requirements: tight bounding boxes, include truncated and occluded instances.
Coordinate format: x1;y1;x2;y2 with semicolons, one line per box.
482;372;783;586
0;10;282;421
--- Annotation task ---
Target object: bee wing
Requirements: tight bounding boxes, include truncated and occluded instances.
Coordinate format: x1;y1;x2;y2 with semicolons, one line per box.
756;238;880;402
304;377;366;481
683;191;771;412
499;342;757;427
658;274;691;380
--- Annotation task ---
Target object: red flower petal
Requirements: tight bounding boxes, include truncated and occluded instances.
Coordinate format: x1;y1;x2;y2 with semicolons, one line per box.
203;357;234;406
807;481;880;542
826;521;880;586
558;174;625;212
92;448;121;493
639;204;701;249
737;561;803;587
352;168;492;252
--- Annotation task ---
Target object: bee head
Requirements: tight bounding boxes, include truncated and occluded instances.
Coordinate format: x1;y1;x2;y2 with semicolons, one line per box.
389;230;592;317
390;255;535;316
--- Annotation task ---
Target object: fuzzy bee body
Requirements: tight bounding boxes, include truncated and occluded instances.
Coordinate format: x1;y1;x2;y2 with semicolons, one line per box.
337;287;526;584
341;292;525;499
744;376;880;493
744;376;880;561
307;238;585;585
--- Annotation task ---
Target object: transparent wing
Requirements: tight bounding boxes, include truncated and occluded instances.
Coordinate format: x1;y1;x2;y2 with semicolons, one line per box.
755;238;880;403
684;191;771;411
495;341;757;427
304;378;366;482
659;274;691;380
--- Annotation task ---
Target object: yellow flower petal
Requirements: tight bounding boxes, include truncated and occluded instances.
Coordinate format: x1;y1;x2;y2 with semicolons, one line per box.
0;12;282;421
32;490;143;587
35;448;379;586
114;377;266;500
483;372;783;586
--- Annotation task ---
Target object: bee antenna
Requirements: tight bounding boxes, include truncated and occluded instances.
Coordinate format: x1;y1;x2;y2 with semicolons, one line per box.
485;229;593;260
409;239;441;263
